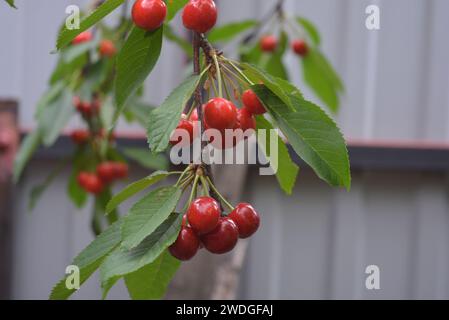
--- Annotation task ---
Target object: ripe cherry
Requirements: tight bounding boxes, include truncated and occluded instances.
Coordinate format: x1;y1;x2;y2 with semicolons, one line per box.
229;203;260;238
113;162;129;179
72;31;93;45
71;129;90;145
132;0;167;31
182;0;217;34
204;98;238;131
99;40;116;57
292;39;308;57
169;226;200;261
237;108;256;132
78;172;104;194
187;197;221;235
260;35;277;52
201;217;239;254
96;162;116;184
170;114;194;146
242;89;266;115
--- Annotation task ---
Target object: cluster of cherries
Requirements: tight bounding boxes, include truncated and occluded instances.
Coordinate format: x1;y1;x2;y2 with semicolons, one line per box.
132;0;217;34
260;35;309;57
170;89;267;149
169;197;260;260
72;30;117;58
77;162;128;195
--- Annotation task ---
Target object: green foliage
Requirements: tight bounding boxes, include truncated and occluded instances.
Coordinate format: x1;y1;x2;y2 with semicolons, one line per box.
164;25;192;58
208;20;258;44
56;0;126;50
125;250;180;300
262;31;289;80
4;0;16;8
252;85;350;190
121;186;182;249
147;75;202;153
164;0;189;22
115;26;163;117
100;213;183;298
296;17;321;46
256;116;299;194
122;147;169;171
106;171;172;214
13;131;42;183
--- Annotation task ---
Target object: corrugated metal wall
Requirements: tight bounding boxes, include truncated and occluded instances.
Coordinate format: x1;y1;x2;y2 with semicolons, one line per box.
1;0;449;299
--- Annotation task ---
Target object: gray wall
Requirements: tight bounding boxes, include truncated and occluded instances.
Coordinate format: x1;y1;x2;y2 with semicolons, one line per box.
1;0;449;299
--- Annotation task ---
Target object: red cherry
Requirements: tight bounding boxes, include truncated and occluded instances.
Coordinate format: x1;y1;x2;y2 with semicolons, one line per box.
242;89;266;115
228;203;260;239
71;129;90;145
112;162;129;179
201;217;239;254
170;114;194;146
78;172;104;194
187;197;221;235
132;0;167;31
260;35;277;52
204;98;238;131
237;107;256;132
72;31;93;45
182;0;217;34
96;162;116;184
99;40;116;57
169;226;200;261
292;39;308;57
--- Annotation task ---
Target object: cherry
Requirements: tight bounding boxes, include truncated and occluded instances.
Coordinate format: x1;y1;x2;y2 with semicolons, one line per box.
204;98;238;131
170;114;194;146
72;31;93;45
99;40;116;57
182;0;217;34
132;0;167;31
71;129;90;145
228;203;260;238
113;162;129;179
260;35;277;52
237;107;256;132
96;162;116;184
78;172;104;194
187;197;221;235
201;217;239;254
292;39;308;57
169;226;200;261
242;89;266;115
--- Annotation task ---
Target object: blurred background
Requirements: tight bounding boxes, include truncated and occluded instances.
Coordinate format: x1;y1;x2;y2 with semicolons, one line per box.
1;0;449;299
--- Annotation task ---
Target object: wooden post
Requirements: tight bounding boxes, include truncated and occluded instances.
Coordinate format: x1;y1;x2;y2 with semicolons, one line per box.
0;100;19;299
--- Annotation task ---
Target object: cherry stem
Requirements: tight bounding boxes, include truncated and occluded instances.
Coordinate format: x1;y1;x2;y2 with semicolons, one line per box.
212;53;223;98
206;176;235;211
226;59;254;86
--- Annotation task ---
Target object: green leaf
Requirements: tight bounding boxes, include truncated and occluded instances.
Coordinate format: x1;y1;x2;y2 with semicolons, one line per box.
56;0;126;50
29;160;67;211
106;171;171;214
296;17;321;46
115;26;163;118
38;89;74;146
124;100;155;127
208;20;258;44
13;131;42;183
256;116;299;194
100;213;182;296
122;147;169;171
262;31;289;79
121;186;182;250
164;0;189;22
147;75;201;153
252;85;351;190
49;219;123;300
125;250;180;300
67;151;88;209
302;48;343;112
4;0;16;8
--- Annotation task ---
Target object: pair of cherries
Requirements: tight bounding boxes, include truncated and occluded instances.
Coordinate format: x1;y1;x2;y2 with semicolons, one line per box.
260;35;309;57
169;197;260;261
72;33;116;57
77;162;128;195
73;96;101;118
131;0;217;34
